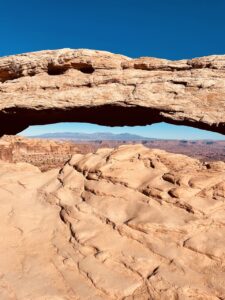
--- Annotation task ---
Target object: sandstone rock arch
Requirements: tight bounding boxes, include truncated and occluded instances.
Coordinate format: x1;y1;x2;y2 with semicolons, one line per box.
0;49;225;136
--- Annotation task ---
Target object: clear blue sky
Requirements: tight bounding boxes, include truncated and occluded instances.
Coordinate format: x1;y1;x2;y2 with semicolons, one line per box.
1;0;225;139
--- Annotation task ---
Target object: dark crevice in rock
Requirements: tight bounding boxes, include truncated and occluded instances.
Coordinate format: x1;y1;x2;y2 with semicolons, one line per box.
47;63;95;76
47;66;67;76
169;80;188;87
71;62;95;74
79;65;95;74
147;266;160;279
0;70;20;83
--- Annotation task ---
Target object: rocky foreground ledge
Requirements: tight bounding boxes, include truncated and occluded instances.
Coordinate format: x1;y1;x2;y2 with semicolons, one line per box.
0;49;225;135
0;144;225;299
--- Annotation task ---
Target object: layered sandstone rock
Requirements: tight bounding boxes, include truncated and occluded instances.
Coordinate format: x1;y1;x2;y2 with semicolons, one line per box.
0;135;79;171
1;144;225;299
0;49;225;135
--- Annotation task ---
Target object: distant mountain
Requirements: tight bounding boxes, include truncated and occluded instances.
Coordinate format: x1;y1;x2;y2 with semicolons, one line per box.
30;132;154;141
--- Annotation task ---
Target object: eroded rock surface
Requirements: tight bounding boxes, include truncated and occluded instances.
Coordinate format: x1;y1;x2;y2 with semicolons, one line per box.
1;49;225;135
1;144;225;299
0;135;80;171
2;135;225;170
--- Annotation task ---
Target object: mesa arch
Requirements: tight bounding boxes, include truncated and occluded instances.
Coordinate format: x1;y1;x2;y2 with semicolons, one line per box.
0;48;225;136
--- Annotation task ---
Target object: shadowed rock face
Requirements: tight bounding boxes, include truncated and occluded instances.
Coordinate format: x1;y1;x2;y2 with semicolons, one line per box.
1;49;225;135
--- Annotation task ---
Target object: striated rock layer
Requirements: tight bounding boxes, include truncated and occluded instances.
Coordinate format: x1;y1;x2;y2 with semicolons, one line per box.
1;49;225;135
0;135;80;171
1;144;225;299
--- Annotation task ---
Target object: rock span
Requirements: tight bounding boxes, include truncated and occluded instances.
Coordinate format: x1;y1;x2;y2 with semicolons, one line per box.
0;49;225;135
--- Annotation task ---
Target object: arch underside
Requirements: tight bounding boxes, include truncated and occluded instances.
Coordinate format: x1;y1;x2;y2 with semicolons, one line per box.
0;49;225;136
0;105;224;137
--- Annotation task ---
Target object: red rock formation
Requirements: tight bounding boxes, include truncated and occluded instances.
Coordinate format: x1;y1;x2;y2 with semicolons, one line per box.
0;135;79;171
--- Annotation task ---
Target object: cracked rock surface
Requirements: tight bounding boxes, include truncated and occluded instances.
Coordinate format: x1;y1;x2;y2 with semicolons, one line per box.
1;144;225;299
0;49;225;135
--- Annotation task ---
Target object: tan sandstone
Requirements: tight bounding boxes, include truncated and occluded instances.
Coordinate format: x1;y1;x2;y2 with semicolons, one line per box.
0;144;225;299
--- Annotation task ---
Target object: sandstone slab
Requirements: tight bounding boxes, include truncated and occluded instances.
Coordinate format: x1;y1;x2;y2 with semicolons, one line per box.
1;145;225;299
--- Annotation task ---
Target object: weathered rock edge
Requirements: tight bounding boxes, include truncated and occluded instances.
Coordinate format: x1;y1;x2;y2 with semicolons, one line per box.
0;48;225;135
